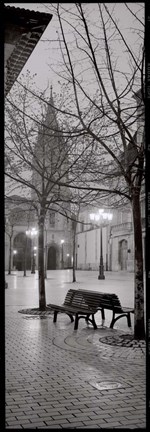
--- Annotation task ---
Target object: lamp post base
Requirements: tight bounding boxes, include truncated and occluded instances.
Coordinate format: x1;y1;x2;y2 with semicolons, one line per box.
98;265;105;280
31;254;36;273
31;261;35;274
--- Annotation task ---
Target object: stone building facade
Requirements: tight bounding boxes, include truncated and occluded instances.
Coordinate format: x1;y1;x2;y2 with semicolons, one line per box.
5;199;73;272
75;198;145;273
76;88;145;273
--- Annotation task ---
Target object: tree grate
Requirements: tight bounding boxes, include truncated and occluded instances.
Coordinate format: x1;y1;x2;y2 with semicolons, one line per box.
99;333;146;348
18;307;53;315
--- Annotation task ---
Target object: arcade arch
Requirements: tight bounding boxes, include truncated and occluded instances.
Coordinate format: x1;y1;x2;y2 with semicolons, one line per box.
13;232;31;270
47;244;60;270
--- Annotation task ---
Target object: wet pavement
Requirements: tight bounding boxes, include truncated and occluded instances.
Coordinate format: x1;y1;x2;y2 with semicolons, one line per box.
5;270;146;429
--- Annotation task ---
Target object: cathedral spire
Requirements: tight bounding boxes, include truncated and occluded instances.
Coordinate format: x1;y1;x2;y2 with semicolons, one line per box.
44;84;57;129
50;84;53;99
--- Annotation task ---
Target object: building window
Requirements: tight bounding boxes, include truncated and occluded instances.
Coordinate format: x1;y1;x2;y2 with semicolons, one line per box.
49;212;55;227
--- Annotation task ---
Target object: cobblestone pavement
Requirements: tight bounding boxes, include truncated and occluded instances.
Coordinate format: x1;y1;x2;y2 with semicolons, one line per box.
5;270;146;429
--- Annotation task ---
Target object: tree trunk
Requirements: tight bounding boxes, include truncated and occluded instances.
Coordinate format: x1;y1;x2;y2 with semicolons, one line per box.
38;213;46;310
132;189;145;340
72;221;76;282
44;244;47;279
8;236;12;275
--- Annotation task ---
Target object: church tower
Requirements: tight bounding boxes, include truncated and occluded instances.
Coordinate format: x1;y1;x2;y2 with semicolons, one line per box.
32;87;72;270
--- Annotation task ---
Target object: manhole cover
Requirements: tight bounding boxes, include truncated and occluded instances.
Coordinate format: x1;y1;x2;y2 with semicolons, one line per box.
89;381;123;390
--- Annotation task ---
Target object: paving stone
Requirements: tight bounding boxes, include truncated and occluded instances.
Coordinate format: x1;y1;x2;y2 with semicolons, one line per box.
45;419;70;425
38;412;54;418
83;419;107;426
88;413;114;420
120;418;146;425
7;420;24;426
6;426;23;429
5;274;146;430
6;416;18;421
42;426;62;429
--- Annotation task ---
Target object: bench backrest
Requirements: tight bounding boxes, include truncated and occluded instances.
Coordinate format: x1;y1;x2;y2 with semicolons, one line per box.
63;289;97;311
78;289;122;311
63;289;76;307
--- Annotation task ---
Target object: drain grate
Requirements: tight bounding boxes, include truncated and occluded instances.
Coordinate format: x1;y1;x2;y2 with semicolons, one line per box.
89;381;123;390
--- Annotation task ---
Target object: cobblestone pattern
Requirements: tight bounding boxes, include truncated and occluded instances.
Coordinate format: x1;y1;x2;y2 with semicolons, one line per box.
5;307;146;429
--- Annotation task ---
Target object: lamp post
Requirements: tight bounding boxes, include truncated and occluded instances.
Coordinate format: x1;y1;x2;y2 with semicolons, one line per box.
98;225;105;279
13;249;17;270
26;228;38;274
67;254;70;268
109;234;112;271
61;239;64;269
90;210;113;280
32;246;37;274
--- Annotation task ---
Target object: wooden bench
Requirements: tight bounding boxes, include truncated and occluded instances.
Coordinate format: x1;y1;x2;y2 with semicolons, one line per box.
78;289;134;329
47;289;98;330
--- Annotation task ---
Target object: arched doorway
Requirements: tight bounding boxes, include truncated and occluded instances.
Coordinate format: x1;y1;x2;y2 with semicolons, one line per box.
118;239;128;270
13;233;31;270
47;246;56;270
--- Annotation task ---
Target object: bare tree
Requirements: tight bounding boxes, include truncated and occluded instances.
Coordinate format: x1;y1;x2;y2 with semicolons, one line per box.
5;207;25;274
42;3;145;339
5;78;93;307
5;217;14;275
5;2;145;338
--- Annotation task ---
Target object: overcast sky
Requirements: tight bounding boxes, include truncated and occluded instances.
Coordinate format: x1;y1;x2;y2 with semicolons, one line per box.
5;2;144;199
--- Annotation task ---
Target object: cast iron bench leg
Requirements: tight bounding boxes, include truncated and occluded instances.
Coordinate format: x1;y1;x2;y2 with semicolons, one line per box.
101;308;105;326
110;312;131;329
67;313;74;322
53;310;58;323
127;313;131;327
74;313;79;330
91;314;97;329
110;311;115;329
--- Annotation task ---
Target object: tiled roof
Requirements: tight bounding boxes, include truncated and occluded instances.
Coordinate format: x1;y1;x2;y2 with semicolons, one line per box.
5;5;52;95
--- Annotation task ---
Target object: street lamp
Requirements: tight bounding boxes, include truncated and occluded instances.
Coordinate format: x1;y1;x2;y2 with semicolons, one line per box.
90;210;113;280
61;239;64;269
26;228;38;274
